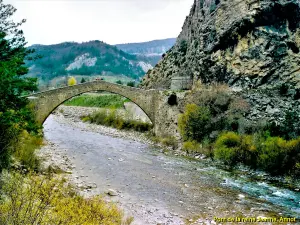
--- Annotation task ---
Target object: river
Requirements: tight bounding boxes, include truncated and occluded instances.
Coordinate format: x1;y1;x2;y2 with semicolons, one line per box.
42;112;300;225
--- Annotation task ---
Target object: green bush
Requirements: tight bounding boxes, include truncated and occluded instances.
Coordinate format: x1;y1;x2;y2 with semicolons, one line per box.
178;104;212;142
264;109;300;140
178;40;188;54
256;137;287;174
214;132;300;176
161;136;178;150
256;137;300;175
13;130;43;171
214;132;241;166
83;110;153;133
239;135;257;167
182;141;201;154
127;81;135;87
279;83;289;95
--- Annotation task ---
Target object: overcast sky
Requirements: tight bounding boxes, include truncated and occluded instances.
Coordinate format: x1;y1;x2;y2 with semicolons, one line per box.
5;0;193;46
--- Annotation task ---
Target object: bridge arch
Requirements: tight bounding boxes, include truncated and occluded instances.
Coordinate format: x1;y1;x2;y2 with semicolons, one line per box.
28;81;158;125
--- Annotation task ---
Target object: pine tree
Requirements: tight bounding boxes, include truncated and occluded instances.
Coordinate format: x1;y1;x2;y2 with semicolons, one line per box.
0;0;39;170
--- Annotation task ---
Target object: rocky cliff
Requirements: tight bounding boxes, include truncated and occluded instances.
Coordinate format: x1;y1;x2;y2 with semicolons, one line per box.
141;0;300;91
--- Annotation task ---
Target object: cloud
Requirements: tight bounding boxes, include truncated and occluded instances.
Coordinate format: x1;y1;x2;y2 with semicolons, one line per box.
4;0;193;45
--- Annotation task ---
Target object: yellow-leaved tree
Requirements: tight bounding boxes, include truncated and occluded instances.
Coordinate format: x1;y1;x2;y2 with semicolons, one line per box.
68;77;77;86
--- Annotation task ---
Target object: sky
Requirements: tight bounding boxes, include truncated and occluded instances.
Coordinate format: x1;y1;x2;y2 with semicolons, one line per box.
4;0;194;46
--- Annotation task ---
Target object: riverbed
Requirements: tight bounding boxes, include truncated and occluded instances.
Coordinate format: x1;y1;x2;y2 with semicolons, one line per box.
40;107;300;225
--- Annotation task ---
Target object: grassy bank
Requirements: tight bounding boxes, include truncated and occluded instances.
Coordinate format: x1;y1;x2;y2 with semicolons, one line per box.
82;109;153;133
64;93;130;108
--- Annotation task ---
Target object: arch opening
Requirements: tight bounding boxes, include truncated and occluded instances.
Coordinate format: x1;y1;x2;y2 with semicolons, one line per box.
40;90;153;126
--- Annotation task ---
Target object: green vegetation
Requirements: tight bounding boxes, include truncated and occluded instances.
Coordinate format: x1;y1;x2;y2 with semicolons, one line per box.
0;2;132;224
178;83;300;177
82;110;152;133
147;135;178;150
116;80;123;85
0;171;132;225
214;132;300;176
25;40;145;87
64;94;129;108
0;2;40;171
178;104;212;142
127;81;135;87
80;77;86;83
182;141;201;154
13;130;43;171
264;109;300;140
178;40;188;54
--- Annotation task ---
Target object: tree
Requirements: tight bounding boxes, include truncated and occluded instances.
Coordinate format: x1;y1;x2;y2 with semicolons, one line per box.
0;0;39;171
116;80;123;85
127;81;135;87
80;77;86;83
68;76;77;86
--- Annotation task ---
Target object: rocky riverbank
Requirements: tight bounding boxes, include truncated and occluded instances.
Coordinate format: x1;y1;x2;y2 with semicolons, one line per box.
36;105;300;225
38;107;187;225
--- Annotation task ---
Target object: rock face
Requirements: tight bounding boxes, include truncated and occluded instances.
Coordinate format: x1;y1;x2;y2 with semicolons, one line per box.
141;0;300;90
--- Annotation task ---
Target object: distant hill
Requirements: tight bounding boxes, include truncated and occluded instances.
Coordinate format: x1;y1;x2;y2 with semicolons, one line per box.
115;38;176;66
26;40;152;89
115;38;176;55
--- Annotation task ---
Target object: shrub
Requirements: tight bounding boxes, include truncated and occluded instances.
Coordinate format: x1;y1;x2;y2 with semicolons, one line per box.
215;132;240;149
187;83;232;116
256;137;289;175
239;135;257;167
279;83;289;95
178;104;212;142
182;141;201;154
68;76;77;86
126;81;135;87
81;116;90;122
257;137;300;175
83;110;153;133
178;40;188;54
294;89;300;100
213;132;300;177
116;80;123;85
80;77;86;83
161;136;178;150
265;109;300;140
0;172;130;225
214;132;241;166
13;130;43;171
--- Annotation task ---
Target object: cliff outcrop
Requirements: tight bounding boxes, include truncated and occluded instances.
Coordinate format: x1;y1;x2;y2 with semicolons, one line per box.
141;0;300;91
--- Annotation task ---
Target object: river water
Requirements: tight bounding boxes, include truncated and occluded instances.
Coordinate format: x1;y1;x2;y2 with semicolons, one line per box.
43;115;300;225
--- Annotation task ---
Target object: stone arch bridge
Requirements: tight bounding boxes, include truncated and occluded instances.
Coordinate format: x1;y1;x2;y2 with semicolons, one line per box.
28;81;180;137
